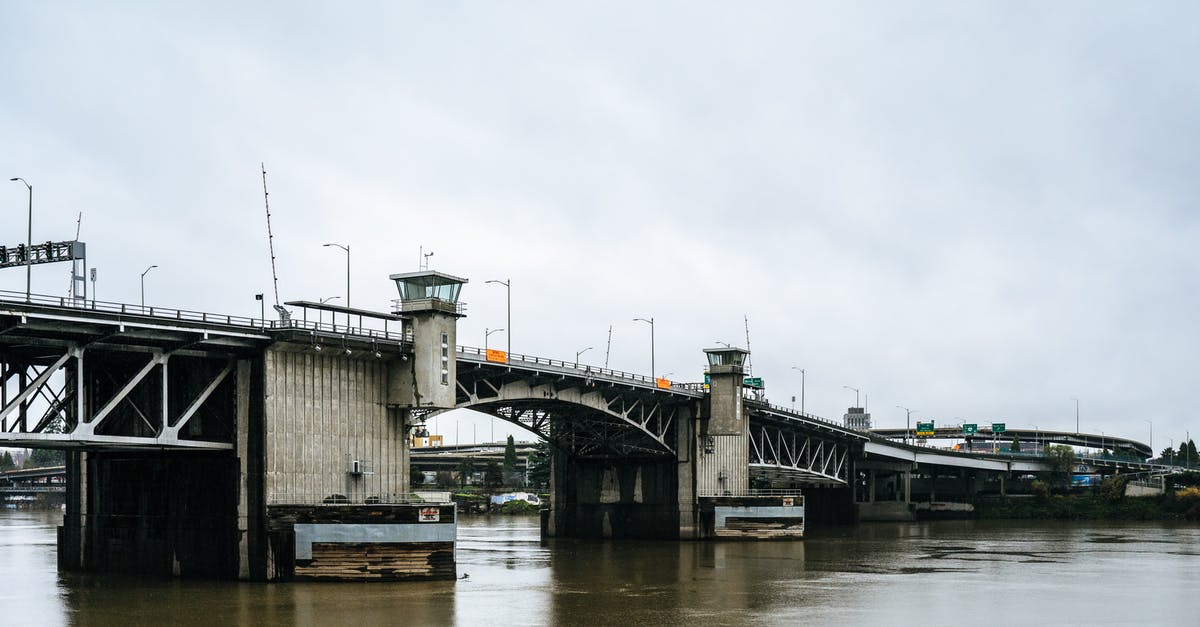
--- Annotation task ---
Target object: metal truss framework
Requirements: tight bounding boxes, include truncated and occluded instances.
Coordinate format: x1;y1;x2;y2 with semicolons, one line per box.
0;344;235;450
449;364;692;458
748;420;851;484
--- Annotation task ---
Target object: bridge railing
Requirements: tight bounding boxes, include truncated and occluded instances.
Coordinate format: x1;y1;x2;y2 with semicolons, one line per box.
268;492;453;506
697;490;806;498
0;290;413;343
751;400;849;430
456;345;705;394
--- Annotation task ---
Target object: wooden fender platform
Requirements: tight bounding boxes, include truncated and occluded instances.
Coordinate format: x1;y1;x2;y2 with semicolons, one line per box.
266;504;456;581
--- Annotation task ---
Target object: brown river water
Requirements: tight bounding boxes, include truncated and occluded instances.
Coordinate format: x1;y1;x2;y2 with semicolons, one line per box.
1;509;1197;626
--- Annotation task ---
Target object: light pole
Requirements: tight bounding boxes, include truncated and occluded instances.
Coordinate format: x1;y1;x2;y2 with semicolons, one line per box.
1167;437;1174;466
1072;397;1079;434
843;385;860;408
575;346;593;366
323;243;350;326
896;406;913;446
140;265;157;311
1143;419;1152;457
9;178;32;301
486;279;511;361
1027;423;1040;451
791;367;806;414
319;296;340;328
485;327;504;351
633;317;655;379
255;293;265;330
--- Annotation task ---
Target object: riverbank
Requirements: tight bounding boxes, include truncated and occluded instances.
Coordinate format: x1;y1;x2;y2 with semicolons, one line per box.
975;490;1200;522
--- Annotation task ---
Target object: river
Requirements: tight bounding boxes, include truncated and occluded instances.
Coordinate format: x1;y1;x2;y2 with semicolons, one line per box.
2;509;1197;626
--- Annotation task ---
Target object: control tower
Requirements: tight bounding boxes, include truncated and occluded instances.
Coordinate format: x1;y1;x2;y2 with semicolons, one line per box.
699;347;750;495
387;271;467;410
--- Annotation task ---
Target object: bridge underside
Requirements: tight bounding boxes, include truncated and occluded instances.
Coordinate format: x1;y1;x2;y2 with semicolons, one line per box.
1;306;266;450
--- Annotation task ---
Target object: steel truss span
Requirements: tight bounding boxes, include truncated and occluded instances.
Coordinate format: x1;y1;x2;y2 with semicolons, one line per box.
0;345;237;450
748;421;850;485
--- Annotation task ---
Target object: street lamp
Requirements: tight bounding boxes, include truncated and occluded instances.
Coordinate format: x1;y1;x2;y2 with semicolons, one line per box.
842;385;860;408
1027;423;1040;451
791;367;806;414
1143;419;1152;456
323;243;350;326
896;406;914;446
485;327;504;351
255;293;265;330
486;279;511;361
140;265;157;311
9;177;32;301
575;346;593;366
319;295;340;327
633;317;655;379
1072;397;1079;434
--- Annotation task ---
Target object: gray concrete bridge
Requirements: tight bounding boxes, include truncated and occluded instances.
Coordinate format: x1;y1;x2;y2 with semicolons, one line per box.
0;272;1158;580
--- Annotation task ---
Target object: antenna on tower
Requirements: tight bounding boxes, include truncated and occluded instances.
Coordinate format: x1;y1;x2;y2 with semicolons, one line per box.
604;324;613;368
67;212;83;299
262;163;289;322
744;314;753;376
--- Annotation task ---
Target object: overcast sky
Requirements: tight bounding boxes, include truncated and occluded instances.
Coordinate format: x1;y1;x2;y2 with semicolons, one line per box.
3;2;1197;449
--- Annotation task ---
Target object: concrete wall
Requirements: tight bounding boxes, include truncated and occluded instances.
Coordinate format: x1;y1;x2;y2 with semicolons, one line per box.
263;347;408;504
707;372;743;435
696;434;748;496
390;312;457;409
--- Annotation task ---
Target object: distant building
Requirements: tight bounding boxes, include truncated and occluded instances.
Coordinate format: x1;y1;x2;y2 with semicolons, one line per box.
410;427;444;448
843;407;871;430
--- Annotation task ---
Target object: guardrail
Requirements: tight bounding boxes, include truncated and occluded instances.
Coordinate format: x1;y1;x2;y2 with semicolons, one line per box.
698;490;806;498
0;290;413;343
267;492;452;506
751;400;849;431
456;345;706;395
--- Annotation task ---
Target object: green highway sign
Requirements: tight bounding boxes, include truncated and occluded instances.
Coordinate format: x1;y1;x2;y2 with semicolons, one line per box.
743;377;764;389
992;422;1006;433
916;421;935;437
962;423;978;435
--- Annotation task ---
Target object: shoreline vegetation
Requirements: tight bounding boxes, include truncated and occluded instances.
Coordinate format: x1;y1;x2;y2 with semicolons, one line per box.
973;487;1200;522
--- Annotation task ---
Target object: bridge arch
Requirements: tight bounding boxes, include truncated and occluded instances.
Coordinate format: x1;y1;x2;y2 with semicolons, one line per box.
446;363;696;458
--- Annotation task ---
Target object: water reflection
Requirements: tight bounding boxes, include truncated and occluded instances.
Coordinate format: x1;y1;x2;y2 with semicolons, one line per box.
3;510;1199;626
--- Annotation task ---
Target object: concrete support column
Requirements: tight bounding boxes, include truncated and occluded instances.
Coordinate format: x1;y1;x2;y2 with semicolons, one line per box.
903;469;912;503
930;472;936;502
676;405;696;540
235;359;254;580
868;469;876;503
1000;473;1007;497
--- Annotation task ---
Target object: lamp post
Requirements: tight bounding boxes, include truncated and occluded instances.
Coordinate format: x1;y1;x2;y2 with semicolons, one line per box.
791;367;806;414
1027;423;1040;451
255;293;264;330
843;385;860;408
485;328;504;351
1072;397;1079;434
323;243;350;326
140;265;157;311
575;346;593;367
1143;419;1152;457
9;178;32;301
896;406;914;446
486;279;511;362
633;317;655;379
318;296;340;328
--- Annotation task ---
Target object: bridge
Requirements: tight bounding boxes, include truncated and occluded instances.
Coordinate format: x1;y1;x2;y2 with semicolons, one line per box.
0;270;1156;580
